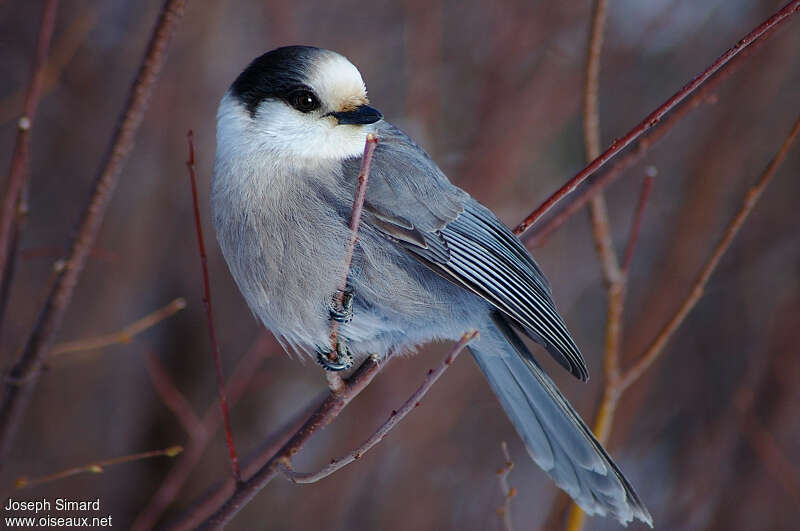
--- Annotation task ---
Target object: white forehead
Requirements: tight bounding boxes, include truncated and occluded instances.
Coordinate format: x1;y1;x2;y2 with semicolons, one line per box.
306;52;368;105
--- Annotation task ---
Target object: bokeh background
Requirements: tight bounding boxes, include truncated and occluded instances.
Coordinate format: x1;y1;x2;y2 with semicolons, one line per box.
2;1;799;529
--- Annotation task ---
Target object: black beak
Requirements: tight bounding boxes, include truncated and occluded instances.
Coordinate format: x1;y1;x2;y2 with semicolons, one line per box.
329;105;383;125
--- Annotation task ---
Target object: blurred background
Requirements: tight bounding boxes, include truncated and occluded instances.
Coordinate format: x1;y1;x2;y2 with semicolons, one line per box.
1;1;799;529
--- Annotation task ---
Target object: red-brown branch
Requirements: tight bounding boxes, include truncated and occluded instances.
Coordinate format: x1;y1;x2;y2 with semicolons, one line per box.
0;0;188;467
621;171;655;275
186;130;241;482
179;356;385;531
0;0;59;327
617;114;800;394
513;0;800;237
145;351;204;438
328;133;379;362
133;335;273;531
280;330;477;484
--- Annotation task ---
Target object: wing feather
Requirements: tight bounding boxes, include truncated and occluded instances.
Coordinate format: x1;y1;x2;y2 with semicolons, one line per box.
348;122;588;380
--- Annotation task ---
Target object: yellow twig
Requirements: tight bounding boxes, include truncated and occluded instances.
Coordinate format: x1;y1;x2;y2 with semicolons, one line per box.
51;297;186;355
15;445;183;489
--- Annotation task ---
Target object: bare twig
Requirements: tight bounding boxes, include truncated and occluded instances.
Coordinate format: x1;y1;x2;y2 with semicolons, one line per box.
50;298;186;356
621;171;656;275
15;445;183;489
280;330;477;484
0;2;100;126
0;0;188;467
328;133;379;367
186;130;241;482
617;114;800;394
565;114;800;530
738;408;800;506
0;0;59;328
565;4;625;528
496;441;516;531
145;352;204;438
133;335;273;531
513;0;800;236
182;356;385;531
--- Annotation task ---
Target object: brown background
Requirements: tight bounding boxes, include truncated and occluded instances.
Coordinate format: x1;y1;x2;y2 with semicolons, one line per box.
1;1;799;529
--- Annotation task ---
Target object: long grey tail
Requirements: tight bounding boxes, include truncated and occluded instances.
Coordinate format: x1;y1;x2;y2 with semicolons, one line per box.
470;313;652;526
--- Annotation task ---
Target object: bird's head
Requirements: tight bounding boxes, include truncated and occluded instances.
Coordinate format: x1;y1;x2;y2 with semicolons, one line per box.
217;46;381;164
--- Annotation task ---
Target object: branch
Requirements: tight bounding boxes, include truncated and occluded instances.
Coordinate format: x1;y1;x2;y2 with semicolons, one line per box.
145;351;204;438
15;445;183;489
50;298;186;356
513;0;800;236
0;0;188;468
186;130;241;481
496;441;517;531
280;330;477;484
179;356;385;531
327;133;379;371
621;170;656;275
133;335;273;531
565;3;625;529
0;0;59;328
617;114;800;394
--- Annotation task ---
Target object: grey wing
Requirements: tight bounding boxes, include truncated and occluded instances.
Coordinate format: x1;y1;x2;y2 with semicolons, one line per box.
346;122;588;381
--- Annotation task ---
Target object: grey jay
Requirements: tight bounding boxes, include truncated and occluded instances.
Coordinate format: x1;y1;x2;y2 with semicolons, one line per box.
211;46;651;526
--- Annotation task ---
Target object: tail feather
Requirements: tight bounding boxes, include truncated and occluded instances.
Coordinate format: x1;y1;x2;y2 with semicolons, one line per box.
470;314;652;526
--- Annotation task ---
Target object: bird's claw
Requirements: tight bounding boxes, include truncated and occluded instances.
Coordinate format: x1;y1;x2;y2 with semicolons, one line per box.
316;338;354;371
328;286;354;323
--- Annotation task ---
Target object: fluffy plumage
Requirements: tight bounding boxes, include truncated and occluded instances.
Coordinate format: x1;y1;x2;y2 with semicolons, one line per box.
211;46;651;525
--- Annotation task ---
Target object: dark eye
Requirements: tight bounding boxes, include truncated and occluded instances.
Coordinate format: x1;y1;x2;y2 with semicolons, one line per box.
289;90;320;113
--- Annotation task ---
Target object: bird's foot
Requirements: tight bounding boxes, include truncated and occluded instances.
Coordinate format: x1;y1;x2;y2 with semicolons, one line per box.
316;338;354;372
328;286;354;324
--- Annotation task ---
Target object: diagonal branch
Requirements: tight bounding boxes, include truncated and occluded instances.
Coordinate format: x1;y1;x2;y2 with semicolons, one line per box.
182;356;385;531
0;0;189;468
145;351;204;438
50;298;186;356
280;330;477;484
513;0;800;236
621;171;656;275
15;445;183;489
133;335;273;531
618;114;800;394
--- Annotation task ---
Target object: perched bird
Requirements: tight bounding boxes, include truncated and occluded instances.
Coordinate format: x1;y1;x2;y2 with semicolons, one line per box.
211;45;651;526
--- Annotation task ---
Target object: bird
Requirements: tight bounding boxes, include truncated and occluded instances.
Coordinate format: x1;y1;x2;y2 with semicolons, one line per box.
211;45;652;526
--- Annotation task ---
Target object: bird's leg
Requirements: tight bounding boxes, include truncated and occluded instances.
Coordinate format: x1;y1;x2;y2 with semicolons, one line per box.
316;337;354;371
328;285;354;323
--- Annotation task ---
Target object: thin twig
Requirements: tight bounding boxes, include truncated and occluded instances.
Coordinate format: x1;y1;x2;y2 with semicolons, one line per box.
133;335;273;531
0;0;59;329
566;3;624;528
50;298;186;355
145;351;204;438
328;134;379;368
512;0;800;236
0;2;100;125
617;114;800;394
496;441;516;531
15;445;183;489
185;356;385;531
621;170;656;275
186;130;241;482
0;0;188;468
280;330;477;484
738;408;800;506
